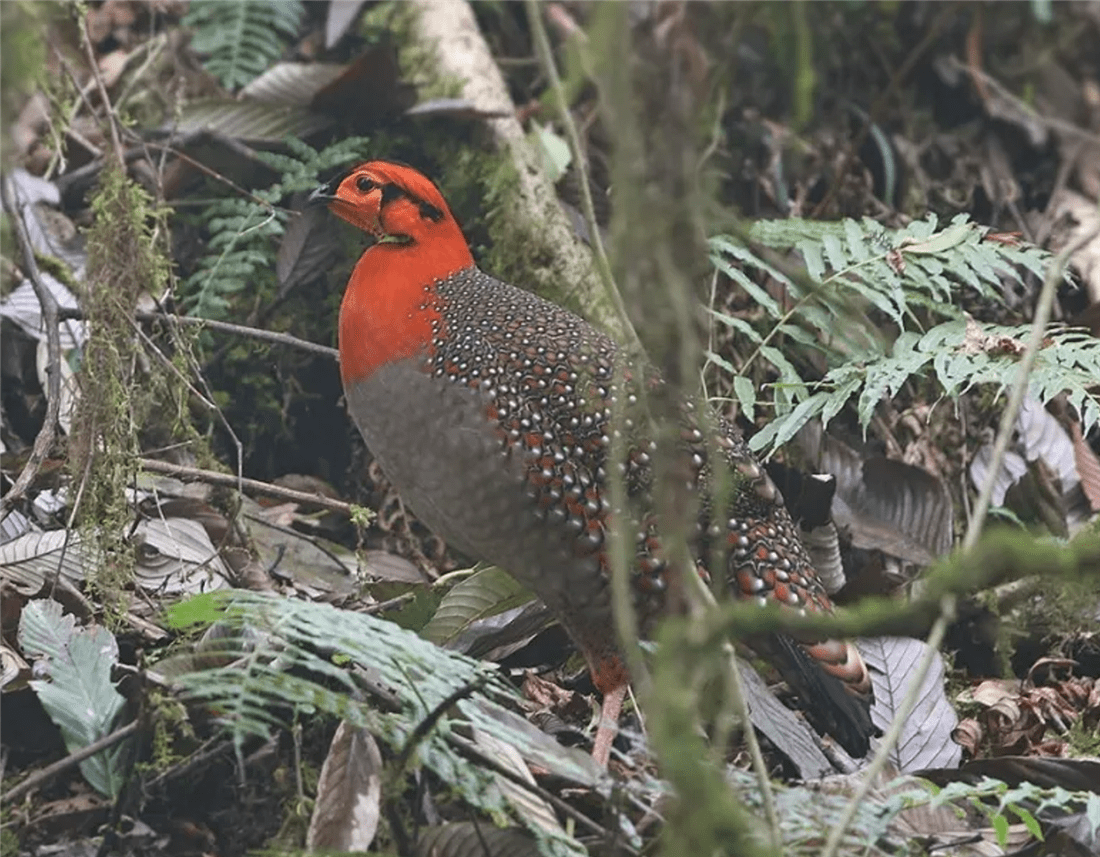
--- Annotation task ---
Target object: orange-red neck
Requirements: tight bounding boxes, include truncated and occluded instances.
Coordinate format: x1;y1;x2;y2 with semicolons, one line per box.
338;236;474;384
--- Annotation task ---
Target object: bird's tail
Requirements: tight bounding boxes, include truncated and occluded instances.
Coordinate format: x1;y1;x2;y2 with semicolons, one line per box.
753;633;878;758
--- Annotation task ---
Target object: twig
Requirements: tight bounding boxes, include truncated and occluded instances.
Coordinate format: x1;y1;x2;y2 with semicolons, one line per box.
55;307;338;360
2;720;141;806
680;551;780;851
362;591;417;615
950;55;1100;150
446;733;634;851
819;597;955;857
138;458;355;517
963;222;1100;551
393;674;494;775
80;14;126;168
127;317;217;409
142;737;233;792
0;178;65;515
526;0;642;359
57;135;274;210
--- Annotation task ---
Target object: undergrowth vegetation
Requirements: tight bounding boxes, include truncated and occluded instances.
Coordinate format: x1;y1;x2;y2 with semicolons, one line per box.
180;136;370;322
71;164;180;600
182;0;305;92
706;216;1100;452
6;3;1100;856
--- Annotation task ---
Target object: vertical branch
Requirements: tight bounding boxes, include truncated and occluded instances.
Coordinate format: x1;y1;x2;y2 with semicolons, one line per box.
0;179;64;513
588;4;776;853
526;0;641;359
79;10;126;168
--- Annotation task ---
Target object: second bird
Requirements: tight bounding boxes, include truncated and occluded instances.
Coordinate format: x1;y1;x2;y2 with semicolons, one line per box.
312;161;875;765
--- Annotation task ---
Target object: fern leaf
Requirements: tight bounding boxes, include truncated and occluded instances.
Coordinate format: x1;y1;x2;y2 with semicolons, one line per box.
710;215;1096;455
184;1;304;91
166;591;564;835
178;137;371;321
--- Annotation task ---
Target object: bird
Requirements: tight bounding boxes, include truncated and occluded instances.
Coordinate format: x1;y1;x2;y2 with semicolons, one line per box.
311;160;875;765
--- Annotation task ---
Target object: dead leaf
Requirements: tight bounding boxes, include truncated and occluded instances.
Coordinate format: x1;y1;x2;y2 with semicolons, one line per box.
306;723;382;853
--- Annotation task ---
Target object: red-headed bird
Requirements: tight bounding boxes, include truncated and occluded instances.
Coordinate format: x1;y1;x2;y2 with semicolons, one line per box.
313;161;874;765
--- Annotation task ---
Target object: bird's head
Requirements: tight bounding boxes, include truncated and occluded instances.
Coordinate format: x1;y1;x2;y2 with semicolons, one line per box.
317;161;475;383
311;161;470;263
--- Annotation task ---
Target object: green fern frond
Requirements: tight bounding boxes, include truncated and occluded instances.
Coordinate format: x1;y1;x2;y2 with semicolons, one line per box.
181;197;284;319
749;319;1100;453
708;215;1076;453
165;590;590;853
178;137;370;321
184;0;304;91
711;214;1048;368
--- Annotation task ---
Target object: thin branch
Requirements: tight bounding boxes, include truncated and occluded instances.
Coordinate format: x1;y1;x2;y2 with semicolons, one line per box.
447;733;634;851
680;551;780;851
80;14;126;168
392;675;493;775
526;0;642;358
55;307;338;360
0;178;65;515
819;596;956;857
138;458;356;517
2;720;141;806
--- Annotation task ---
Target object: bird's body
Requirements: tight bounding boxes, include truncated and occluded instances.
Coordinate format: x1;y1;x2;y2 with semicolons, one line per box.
316;161;875;763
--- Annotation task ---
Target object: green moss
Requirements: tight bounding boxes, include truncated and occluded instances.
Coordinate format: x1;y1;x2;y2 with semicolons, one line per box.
359;4;599;319
1066;715;1100;755
0;822;18;857
72;163;181;609
360;1;463;101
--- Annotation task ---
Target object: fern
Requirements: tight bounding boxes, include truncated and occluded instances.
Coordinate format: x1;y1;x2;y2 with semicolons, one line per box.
179;136;370;320
181;197;284;319
164;591;586;857
183;0;304;91
706;215;1091;453
883;776;1099;849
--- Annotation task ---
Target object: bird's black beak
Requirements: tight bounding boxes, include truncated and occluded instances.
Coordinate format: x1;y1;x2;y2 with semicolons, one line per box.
311;164;361;205
308;183;337;205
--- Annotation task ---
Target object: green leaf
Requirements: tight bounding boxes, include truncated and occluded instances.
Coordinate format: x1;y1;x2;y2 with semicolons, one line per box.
748;393;827;452
709;245;782;319
1006;805;1043;840
164;589;234;629
422;567;535;647
531;122;572;184
732;375;756;422
19;600;131;798
796;238;825;282
707;309;763;343
901;220;971;255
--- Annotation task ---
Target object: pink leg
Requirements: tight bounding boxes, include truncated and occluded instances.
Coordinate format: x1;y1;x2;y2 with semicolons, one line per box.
591;683;627;766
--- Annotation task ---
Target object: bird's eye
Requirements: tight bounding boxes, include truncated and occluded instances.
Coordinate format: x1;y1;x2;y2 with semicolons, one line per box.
356;176;375;193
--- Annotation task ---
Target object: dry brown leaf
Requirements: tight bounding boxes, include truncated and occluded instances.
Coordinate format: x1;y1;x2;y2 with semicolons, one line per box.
306;723;382;853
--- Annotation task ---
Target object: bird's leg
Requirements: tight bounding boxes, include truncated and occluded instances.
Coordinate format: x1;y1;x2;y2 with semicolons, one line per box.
592;682;627;766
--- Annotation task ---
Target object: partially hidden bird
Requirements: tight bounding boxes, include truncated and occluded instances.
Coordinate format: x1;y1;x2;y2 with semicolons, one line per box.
312;160;875;765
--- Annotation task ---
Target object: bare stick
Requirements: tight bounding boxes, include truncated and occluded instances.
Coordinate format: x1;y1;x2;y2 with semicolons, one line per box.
80;14;126;167
138;458;356;517
2;720;141;806
56;307;338;360
0;179;65;514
